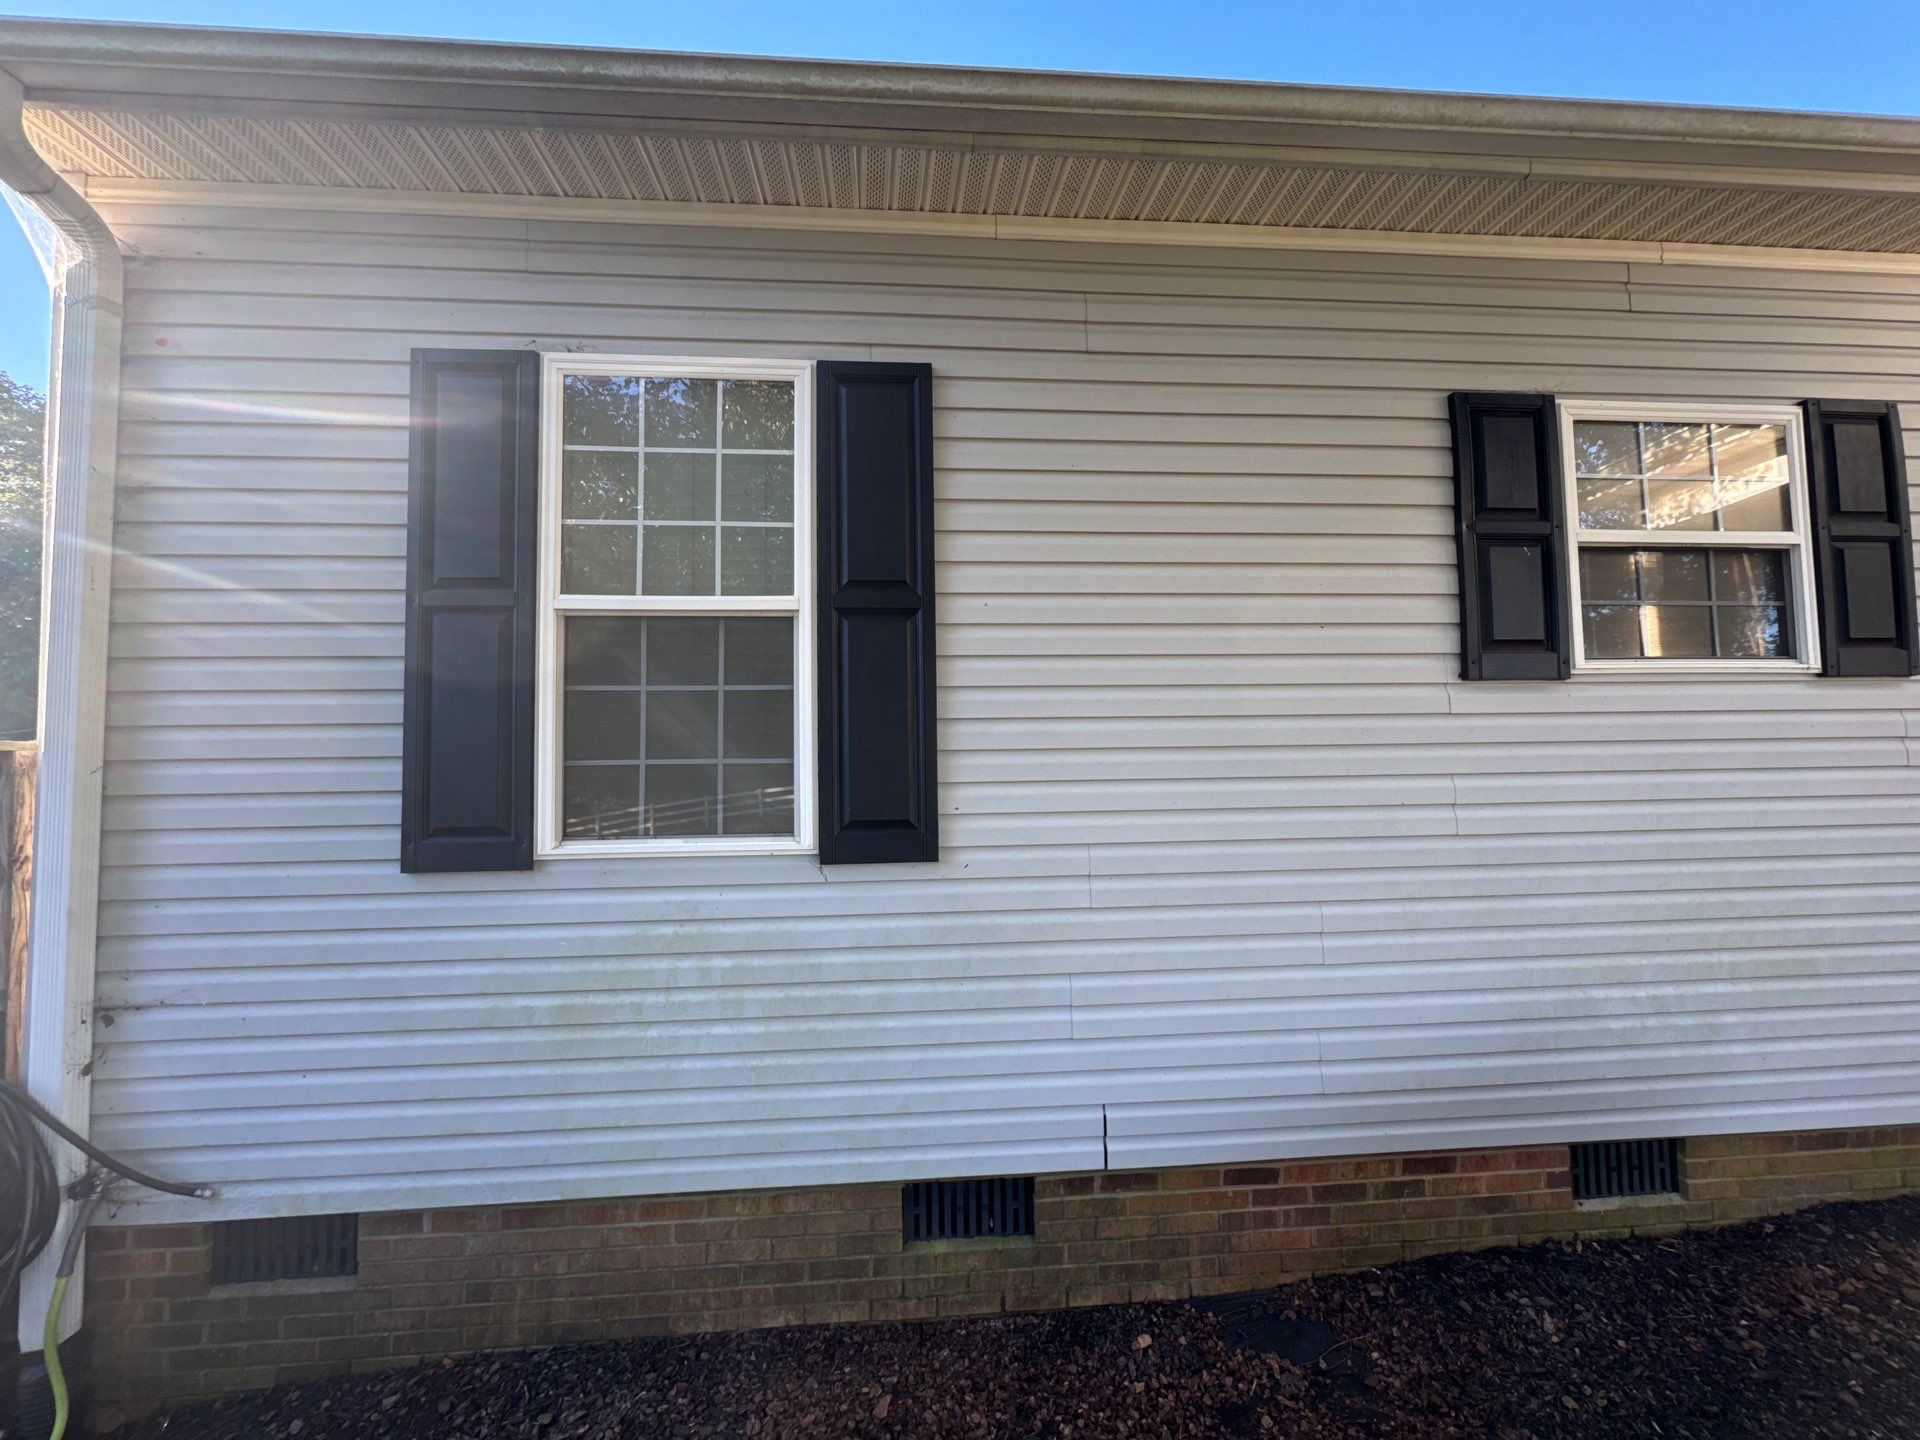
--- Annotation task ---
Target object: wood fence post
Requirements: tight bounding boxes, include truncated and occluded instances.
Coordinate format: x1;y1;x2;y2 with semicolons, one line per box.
3;743;36;1084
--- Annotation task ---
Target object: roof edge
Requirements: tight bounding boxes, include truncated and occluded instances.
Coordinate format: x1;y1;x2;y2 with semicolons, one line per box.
6;16;1920;160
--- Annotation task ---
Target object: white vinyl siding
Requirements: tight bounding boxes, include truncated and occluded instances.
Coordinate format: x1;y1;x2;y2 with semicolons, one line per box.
89;203;1920;1221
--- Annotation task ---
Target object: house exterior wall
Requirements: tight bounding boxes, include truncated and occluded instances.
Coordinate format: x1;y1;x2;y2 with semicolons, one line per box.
89;199;1920;1225
82;1125;1920;1420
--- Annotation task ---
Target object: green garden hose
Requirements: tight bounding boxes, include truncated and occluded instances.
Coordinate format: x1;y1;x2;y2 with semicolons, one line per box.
1;1076;208;1439
39;1276;69;1440
42;1189;104;1440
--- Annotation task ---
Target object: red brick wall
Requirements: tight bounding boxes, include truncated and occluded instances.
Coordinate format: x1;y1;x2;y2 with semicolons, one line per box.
81;1126;1920;1425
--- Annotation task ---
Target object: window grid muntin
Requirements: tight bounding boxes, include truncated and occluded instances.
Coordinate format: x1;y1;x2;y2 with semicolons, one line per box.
560;616;796;840
558;380;796;602
1573;419;1793;537
538;356;814;858
1558;400;1820;674
1579;547;1794;661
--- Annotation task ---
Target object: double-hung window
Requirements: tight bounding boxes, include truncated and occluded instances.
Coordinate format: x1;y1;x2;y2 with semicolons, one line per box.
1559;402;1822;673
536;357;814;856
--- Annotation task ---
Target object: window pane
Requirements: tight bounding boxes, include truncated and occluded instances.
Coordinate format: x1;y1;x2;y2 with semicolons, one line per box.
563;765;640;840
1712;550;1787;604
1645;478;1717;531
724;618;793;685
1580;549;1638;603
645;763;721;836
1717;474;1791;531
561;524;636;595
565;617;644;685
721;526;795;596
563;451;638;520
1714;424;1788;478
723;454;795;523
1637;549;1707;602
1641;423;1712;477
560;615;795;842
642;525;716;595
1584;604;1642;659
648;619;720;686
1574;422;1639;477
638;619;716;685
646;690;719;760
1641;604;1712;658
1578;478;1644;531
722;763;795;835
1716;605;1788;658
1572;417;1794;534
725;689;793;760
644;378;717;448
644;453;715;521
1577;546;1798;663
564;690;641;763
722;380;795;449
563;376;640;446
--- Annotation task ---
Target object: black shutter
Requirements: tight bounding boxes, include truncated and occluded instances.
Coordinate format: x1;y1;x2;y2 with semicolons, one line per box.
815;362;939;865
1448;392;1569;680
401;350;539;873
1802;400;1918;677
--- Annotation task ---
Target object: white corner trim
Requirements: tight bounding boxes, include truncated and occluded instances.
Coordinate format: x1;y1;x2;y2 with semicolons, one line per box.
0;69;124;1352
78;175;1920;276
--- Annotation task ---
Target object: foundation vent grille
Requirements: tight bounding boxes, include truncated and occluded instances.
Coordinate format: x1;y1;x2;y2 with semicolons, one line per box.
1571;1139;1681;1200
211;1214;359;1285
902;1177;1035;1243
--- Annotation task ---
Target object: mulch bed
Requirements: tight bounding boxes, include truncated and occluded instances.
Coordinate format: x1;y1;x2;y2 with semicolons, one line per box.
107;1194;1920;1440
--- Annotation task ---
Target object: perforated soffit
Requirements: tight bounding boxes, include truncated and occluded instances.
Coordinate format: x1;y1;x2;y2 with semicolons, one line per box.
27;104;1920;254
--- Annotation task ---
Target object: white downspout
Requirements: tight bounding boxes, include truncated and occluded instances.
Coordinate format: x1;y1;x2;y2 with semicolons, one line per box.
0;70;123;1352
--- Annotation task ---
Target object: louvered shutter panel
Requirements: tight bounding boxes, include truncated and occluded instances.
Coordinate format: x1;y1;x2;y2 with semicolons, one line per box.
1802;400;1918;677
401;350;539;872
815;361;939;864
1448;392;1570;680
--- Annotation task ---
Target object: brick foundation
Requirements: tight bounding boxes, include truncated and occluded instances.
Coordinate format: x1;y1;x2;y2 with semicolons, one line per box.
80;1126;1920;1423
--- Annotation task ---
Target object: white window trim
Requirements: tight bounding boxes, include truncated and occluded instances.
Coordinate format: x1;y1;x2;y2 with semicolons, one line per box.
535;354;816;859
1557;399;1823;677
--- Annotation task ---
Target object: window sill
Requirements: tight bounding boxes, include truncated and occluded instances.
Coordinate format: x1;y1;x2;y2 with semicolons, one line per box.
1569;661;1818;678
537;837;815;860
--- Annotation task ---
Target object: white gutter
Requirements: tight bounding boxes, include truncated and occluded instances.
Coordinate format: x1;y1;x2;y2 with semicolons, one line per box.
0;68;122;1352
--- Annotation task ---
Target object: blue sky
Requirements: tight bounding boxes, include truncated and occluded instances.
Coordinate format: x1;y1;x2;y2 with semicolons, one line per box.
4;0;1920;390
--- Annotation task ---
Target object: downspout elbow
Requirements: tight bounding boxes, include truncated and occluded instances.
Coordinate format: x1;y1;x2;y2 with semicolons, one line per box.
0;70;123;308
